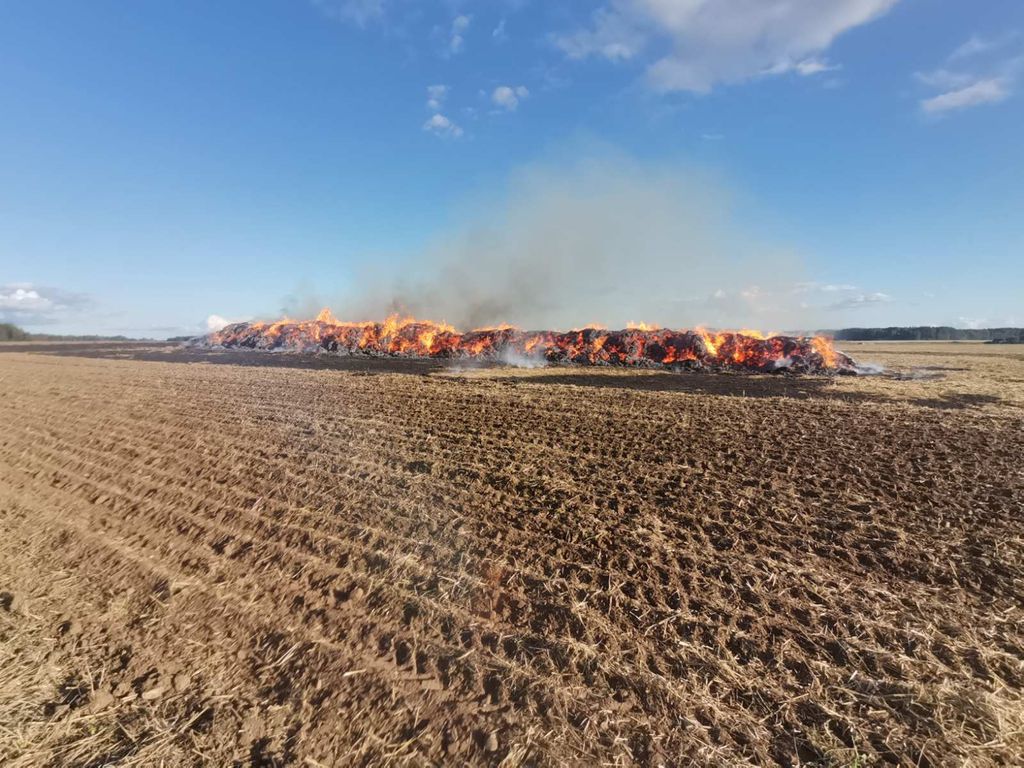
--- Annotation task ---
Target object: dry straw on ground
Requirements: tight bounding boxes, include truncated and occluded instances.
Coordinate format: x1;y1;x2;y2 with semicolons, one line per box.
1;341;1022;766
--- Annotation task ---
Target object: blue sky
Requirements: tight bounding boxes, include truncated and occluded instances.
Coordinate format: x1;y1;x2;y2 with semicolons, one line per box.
1;0;1022;336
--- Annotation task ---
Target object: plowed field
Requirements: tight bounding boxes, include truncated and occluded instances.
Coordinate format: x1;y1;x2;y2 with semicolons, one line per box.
1;343;1022;766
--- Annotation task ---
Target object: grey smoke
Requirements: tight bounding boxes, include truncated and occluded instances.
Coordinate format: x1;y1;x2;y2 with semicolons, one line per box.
298;153;811;330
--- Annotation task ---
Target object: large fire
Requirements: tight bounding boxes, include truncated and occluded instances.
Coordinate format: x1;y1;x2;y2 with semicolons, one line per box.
196;309;855;373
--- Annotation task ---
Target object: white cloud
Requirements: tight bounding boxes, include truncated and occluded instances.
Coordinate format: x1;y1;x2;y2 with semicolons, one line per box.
0;285;46;311
921;78;1009;113
0;283;93;325
492;85;529;111
423;113;463;137
311;0;386;27
422;87;463;136
449;14;470;54
493;18;506;41
426;84;448;111
557;0;898;93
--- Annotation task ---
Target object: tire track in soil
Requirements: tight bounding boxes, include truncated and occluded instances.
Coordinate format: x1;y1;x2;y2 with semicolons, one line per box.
1;399;730;761
1;352;1023;766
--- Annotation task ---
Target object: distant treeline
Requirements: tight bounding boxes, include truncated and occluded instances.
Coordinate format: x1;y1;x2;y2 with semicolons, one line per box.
0;323;29;341
0;322;133;342
831;327;1023;342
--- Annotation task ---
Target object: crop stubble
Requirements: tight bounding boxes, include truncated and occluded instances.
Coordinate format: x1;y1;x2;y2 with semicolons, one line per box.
0;344;1022;766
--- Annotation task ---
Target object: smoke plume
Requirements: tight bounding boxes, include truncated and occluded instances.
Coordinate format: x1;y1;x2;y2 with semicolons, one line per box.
296;153;811;331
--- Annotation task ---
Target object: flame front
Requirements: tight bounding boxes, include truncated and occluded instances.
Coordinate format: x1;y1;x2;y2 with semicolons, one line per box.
202;310;854;373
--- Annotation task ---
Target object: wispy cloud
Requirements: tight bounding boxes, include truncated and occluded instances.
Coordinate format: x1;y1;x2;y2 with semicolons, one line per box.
788;282;893;313
956;314;1023;329
556;7;647;63
556;0;898;93
448;14;470;55
949;32;1018;62
794;282;859;294
794;58;840;76
828;291;892;310
921;78;1009;114
426;84;448;111
311;0;386;27
916;33;1021;114
684;281;892;322
492;85;529;111
957;315;987;330
914;68;974;90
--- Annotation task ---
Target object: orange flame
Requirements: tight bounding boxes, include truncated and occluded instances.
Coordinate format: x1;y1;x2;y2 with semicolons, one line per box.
811;336;838;369
204;309;851;372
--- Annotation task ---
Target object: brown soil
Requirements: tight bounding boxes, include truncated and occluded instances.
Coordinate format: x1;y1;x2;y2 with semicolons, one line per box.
1;342;1022;766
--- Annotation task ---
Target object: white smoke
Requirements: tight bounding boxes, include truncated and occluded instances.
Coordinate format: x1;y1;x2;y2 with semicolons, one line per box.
497;347;547;369
206;314;233;332
854;362;886;375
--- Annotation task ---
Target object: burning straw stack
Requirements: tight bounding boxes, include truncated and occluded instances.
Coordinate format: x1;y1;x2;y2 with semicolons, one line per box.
194;312;856;374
